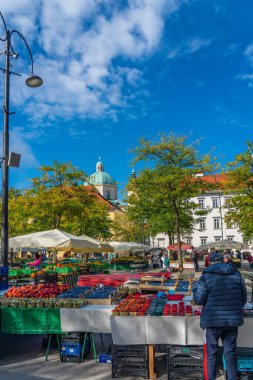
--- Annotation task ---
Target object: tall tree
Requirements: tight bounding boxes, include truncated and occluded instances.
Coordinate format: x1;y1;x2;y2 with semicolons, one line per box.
128;133;216;271
112;213;147;243
225;141;253;241
7;161;112;239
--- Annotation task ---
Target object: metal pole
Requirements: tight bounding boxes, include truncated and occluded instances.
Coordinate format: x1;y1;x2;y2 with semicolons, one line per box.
1;30;10;267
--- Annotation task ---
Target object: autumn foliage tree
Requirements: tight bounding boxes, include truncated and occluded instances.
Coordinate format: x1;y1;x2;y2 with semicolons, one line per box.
225;142;253;241
8;161;112;239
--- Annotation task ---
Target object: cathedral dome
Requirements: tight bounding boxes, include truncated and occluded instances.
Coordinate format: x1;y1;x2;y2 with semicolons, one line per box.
88;159;116;185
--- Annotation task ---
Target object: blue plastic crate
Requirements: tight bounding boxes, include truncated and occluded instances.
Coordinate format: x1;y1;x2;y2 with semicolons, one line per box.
98;354;112;364
223;355;253;373
61;343;81;356
0;279;8;290
0;266;8;275
238;357;253;372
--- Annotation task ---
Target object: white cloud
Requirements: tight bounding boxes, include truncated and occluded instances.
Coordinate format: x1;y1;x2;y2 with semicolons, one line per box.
167;37;211;59
187;38;211;53
0;0;186;131
238;43;253;86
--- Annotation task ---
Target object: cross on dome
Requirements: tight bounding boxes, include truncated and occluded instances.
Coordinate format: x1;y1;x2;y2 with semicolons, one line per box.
96;157;104;172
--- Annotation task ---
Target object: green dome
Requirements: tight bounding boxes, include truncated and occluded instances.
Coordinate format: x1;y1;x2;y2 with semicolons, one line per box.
89;171;116;185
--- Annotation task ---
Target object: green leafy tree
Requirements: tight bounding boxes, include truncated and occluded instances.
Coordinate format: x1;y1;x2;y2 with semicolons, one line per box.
112;213;147;243
8;161;112;239
225;142;253;241
128;133;216;270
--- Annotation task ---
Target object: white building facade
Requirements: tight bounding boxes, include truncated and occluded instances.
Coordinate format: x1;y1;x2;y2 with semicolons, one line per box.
152;184;243;249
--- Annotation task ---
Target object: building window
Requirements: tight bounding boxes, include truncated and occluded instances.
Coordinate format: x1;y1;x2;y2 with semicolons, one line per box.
186;238;192;245
226;221;234;229
212;198;219;208
224;198;231;208
199;218;206;230
200;237;207;245
107;190;111;199
157;238;165;248
227;236;234;242
213;218;221;229
214;236;222;242
198;198;205;209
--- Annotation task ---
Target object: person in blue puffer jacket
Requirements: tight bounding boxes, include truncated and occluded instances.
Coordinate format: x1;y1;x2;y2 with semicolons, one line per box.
193;253;247;380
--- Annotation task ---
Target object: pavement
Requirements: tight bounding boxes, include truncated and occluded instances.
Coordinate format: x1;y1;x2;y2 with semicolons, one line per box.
1;261;251;380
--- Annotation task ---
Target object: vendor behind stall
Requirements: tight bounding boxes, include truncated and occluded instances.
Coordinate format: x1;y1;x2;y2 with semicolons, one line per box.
27;252;43;270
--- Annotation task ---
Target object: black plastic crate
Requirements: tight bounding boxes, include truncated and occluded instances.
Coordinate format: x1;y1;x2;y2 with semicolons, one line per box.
169;357;203;367
61;354;82;363
167;346;204;380
168;345;203;360
112;364;149;378
168;368;203;380
112;345;148;378
237;348;253;356
61;333;84;344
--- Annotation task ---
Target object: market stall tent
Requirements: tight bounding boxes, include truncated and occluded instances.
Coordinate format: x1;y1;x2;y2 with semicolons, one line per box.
109;241;150;252
9;229;99;253
198;240;248;251
79;235;114;252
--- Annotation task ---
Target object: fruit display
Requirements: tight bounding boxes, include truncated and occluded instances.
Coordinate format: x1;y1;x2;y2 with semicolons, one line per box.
113;293;202;317
4;283;69;298
84;286;116;299
146;298;167;316
111;257;146;263
112;295;152;316
0;297;87;309
57;286;91;298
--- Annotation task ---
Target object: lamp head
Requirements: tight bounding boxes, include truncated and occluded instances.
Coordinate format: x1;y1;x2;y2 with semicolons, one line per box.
26;74;43;88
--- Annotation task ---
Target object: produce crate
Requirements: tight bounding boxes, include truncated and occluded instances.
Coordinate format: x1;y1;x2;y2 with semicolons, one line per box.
20;268;36;275
1;308;61;334
223;347;253;378
99;354;112;364
112;345;149;378
56;267;74;274
61;333;84;344
167;346;204;380
0;266;8;275
9;269;20;277
61;343;81;356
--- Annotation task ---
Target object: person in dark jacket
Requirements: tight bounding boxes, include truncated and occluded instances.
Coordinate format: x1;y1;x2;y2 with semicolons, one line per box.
193;253;247;380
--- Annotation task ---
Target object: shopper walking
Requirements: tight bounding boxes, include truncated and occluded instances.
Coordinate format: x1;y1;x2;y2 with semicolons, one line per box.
191;250;199;271
193;253;247;380
247;254;253;269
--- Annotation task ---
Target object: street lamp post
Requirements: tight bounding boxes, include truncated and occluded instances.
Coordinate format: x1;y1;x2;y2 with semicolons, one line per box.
0;12;43;268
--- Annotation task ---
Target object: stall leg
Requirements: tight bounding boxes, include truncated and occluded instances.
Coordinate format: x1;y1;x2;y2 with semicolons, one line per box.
45;334;52;361
148;344;156;379
100;333;104;350
56;334;61;355
91;333;97;362
81;333;88;363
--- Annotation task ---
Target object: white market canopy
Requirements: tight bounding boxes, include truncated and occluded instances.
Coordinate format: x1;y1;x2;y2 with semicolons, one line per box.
79;235;114;253
109;241;150;252
9;229;100;253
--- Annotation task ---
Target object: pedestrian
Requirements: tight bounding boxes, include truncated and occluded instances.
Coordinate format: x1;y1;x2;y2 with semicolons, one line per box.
27;252;43;271
247;254;253;269
193;253;247;380
191;250;199;271
161;253;170;272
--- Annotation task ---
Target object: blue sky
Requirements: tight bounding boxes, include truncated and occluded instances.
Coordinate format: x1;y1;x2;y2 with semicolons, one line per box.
0;0;253;198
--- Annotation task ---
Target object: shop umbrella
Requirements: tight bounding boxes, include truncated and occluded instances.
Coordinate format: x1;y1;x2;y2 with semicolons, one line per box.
9;229;100;253
110;241;150;252
198;240;248;251
79;235;114;252
167;242;194;251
